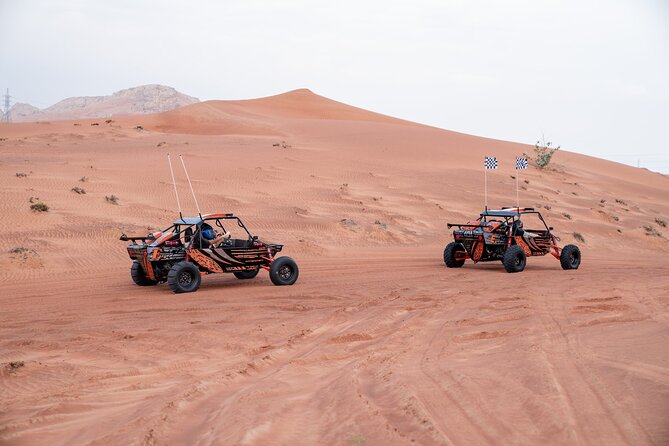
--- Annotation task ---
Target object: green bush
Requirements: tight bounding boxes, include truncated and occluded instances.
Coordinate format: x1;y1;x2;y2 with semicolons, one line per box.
525;135;560;169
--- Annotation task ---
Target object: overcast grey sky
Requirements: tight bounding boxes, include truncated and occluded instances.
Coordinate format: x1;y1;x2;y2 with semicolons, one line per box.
1;0;668;172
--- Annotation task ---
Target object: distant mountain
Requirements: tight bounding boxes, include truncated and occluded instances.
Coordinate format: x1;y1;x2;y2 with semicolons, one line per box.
7;84;199;122
5;102;42;120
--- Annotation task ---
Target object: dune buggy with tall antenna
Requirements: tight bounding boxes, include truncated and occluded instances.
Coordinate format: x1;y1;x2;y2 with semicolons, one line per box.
443;207;581;273
119;155;299;293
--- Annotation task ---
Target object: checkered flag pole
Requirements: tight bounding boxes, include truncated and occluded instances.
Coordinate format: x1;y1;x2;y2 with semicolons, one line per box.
515;156;527;208
484;156;497;209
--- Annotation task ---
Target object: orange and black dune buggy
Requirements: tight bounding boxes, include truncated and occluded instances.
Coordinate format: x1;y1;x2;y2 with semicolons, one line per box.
444;207;581;273
120;213;299;293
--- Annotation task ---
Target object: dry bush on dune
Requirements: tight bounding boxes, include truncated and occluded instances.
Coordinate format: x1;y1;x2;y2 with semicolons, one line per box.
272;141;291;149
105;195;119;205
644;225;663;237
9;247;36;256
573;232;586;243
30;202;49;212
5;361;24;373
655;218;667;228
374;220;387;229
562;212;572;220
79;176;88;182
16;172;28;178
71;186;86;194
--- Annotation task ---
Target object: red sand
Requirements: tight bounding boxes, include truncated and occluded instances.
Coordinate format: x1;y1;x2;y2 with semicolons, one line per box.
1;89;668;445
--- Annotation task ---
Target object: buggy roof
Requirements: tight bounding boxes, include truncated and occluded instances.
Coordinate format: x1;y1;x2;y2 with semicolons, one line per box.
481;207;536;218
173;213;237;225
173;217;203;225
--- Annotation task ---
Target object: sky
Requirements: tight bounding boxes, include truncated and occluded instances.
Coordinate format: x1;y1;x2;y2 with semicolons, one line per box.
1;0;668;173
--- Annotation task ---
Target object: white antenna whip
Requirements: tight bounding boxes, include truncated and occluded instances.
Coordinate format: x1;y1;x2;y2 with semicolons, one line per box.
179;154;202;218
167;154;183;219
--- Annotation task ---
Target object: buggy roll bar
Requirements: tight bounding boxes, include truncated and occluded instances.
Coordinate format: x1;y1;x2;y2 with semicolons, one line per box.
119;234;148;242
447;223;493;229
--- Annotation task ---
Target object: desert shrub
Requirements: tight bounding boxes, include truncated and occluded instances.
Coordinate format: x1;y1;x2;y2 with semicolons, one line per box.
644;225;662;237
30;202;49;212
71;186;86;194
573;232;585;243
272;141;291;149
655;218;667;228
16;172;28;178
611;215;619;222
7;361;24;372
9;247;35;255
79;176;88;182
562;212;572;220
105;195;119;205
525;135;559;169
615;198;627;205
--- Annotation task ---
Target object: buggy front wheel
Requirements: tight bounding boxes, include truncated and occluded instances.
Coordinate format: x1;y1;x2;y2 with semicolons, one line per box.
269;257;299;286
560;244;581;270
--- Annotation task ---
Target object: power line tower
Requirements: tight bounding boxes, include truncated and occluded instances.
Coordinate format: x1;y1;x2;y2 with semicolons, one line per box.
1;89;11;122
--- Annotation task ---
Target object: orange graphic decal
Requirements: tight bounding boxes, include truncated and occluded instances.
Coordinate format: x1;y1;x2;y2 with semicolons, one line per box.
472;242;484;261
187;249;223;273
514;237;532;256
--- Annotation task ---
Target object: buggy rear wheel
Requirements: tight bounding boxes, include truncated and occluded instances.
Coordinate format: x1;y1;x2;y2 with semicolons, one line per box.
443;242;466;268
233;269;260;280
167;261;201;293
503;245;526;273
131;261;157;286
560;244;581;270
269;257;299;286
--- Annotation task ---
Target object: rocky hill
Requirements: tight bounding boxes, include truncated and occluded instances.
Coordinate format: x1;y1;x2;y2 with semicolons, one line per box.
7;84;199;122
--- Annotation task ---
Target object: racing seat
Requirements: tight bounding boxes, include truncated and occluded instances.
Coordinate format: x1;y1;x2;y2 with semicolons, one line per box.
514;220;539;240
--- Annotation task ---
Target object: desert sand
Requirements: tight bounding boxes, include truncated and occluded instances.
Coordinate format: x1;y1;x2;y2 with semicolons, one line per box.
1;89;668;445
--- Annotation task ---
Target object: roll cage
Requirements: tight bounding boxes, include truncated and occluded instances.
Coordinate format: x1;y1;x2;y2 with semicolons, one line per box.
120;213;258;248
447;207;553;236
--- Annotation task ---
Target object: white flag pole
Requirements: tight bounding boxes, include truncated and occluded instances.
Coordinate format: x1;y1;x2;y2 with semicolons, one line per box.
484;165;488;210
167;153;183;219
516;166;520;209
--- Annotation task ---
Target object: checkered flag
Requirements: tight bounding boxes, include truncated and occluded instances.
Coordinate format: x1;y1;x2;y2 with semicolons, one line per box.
484;156;498;169
515;157;528;170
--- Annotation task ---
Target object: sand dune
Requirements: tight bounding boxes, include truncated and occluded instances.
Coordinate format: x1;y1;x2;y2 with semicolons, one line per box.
1;89;668;445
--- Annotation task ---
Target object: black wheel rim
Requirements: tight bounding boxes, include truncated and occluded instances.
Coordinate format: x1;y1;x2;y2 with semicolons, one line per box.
178;271;193;286
515;253;523;266
570;252;579;267
279;265;293;280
